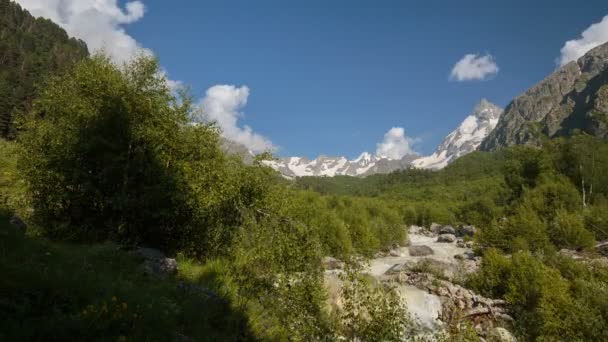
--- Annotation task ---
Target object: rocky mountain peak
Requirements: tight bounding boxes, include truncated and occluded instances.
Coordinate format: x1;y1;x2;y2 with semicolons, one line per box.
480;41;608;151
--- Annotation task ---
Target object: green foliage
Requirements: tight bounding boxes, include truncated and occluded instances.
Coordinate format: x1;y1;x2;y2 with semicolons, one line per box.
19;55;279;258
0;0;88;138
336;262;418;341
549;210;595;250
0;220;251;341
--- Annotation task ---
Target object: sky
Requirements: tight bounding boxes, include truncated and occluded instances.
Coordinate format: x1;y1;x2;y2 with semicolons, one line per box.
14;0;608;159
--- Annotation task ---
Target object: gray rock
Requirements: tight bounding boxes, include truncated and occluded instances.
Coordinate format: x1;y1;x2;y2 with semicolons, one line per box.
322;256;344;270
437;234;457;243
430;223;442;233
481;41;608;151
489;327;517;342
439;225;456;235
9;215;27;235
408;245;434;256
458;225;476;237
132;247;178;278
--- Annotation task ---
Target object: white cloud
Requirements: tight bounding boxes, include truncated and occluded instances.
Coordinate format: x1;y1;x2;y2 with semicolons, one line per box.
558;15;608;66
199;85;275;153
375;127;418;159
450;53;499;81
15;1;273;151
15;0;150;64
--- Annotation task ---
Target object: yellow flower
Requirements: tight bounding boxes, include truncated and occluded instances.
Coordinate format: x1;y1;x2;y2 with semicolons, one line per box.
82;310;88;316
112;296;117;302
122;302;128;310
118;336;126;342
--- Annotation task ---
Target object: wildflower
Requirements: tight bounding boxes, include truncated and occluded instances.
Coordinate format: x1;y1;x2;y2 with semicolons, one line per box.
122;302;128;310
82;310;88;316
112;296;117;302
119;336;126;342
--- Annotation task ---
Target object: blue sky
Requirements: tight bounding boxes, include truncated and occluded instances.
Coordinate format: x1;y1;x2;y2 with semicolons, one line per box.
17;0;608;158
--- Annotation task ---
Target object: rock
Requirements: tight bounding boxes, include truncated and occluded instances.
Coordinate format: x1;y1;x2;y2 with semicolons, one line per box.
389;250;400;257
408;245;434;256
481;41;608;151
457;241;466;248
439;225;456;235
430;222;442;233
385;263;410;275
437;234;456;243
458;225;476;237
489;327;517;342
9;215;27;235
409;225;423;234
132;247;178;278
322;256;344;270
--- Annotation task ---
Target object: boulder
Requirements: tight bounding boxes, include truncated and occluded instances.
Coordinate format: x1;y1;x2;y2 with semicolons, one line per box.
439;225;456;235
389;250;400;257
430;222;442;233
9;215;27;235
458;225;476;237
408;245;434;256
489;327;517;342
437;234;456;243
132;247;178;278
322;256;345;270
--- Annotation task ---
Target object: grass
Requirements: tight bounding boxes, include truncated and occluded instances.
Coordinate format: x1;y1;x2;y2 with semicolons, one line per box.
0;210;253;341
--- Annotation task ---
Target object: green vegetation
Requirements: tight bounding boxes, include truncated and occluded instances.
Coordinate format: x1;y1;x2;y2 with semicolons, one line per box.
1;3;608;339
0;0;88;138
297;134;608;340
1;54;413;340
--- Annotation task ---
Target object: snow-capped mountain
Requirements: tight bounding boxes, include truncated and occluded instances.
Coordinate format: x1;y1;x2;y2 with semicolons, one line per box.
264;152;417;178
256;99;503;178
412;99;503;170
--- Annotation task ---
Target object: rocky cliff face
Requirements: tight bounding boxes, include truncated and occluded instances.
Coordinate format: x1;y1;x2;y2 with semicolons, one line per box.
480;42;608;151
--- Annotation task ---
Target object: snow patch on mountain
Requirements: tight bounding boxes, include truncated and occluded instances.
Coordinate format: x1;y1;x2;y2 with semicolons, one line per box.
412;99;502;170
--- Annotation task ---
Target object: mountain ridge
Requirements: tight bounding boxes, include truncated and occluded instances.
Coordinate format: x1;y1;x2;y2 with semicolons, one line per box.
264;99;502;177
480;41;608;151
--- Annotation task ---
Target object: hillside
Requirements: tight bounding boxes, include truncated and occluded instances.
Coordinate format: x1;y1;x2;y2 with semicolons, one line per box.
481;41;608;151
0;0;88;138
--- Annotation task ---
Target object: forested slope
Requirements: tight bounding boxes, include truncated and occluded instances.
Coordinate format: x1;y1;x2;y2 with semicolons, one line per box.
0;0;88;138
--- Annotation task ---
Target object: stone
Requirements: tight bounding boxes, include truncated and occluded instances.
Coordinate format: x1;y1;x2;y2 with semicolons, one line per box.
430;222;442;233
489;327;517;342
322;256;345;270
408;245;434;256
132;247;178;278
458;225;476;237
389;250;400;257
439;225;456;235
437;234;456;243
9;215;27;235
481;41;608;151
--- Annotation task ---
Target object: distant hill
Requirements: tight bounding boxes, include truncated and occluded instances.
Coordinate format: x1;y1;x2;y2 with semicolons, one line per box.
0;0;89;138
480;42;608;151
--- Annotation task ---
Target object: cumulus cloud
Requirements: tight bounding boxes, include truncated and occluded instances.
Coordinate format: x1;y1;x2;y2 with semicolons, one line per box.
375;127;418;159
558;15;608;66
450;53;499;81
15;0;150;64
199;85;275;153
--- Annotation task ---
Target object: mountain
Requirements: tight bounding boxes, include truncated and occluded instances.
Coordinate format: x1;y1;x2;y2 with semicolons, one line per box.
264;99;502;178
264;152;417;178
0;0;89;138
412;99;503;169
480;42;608;151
